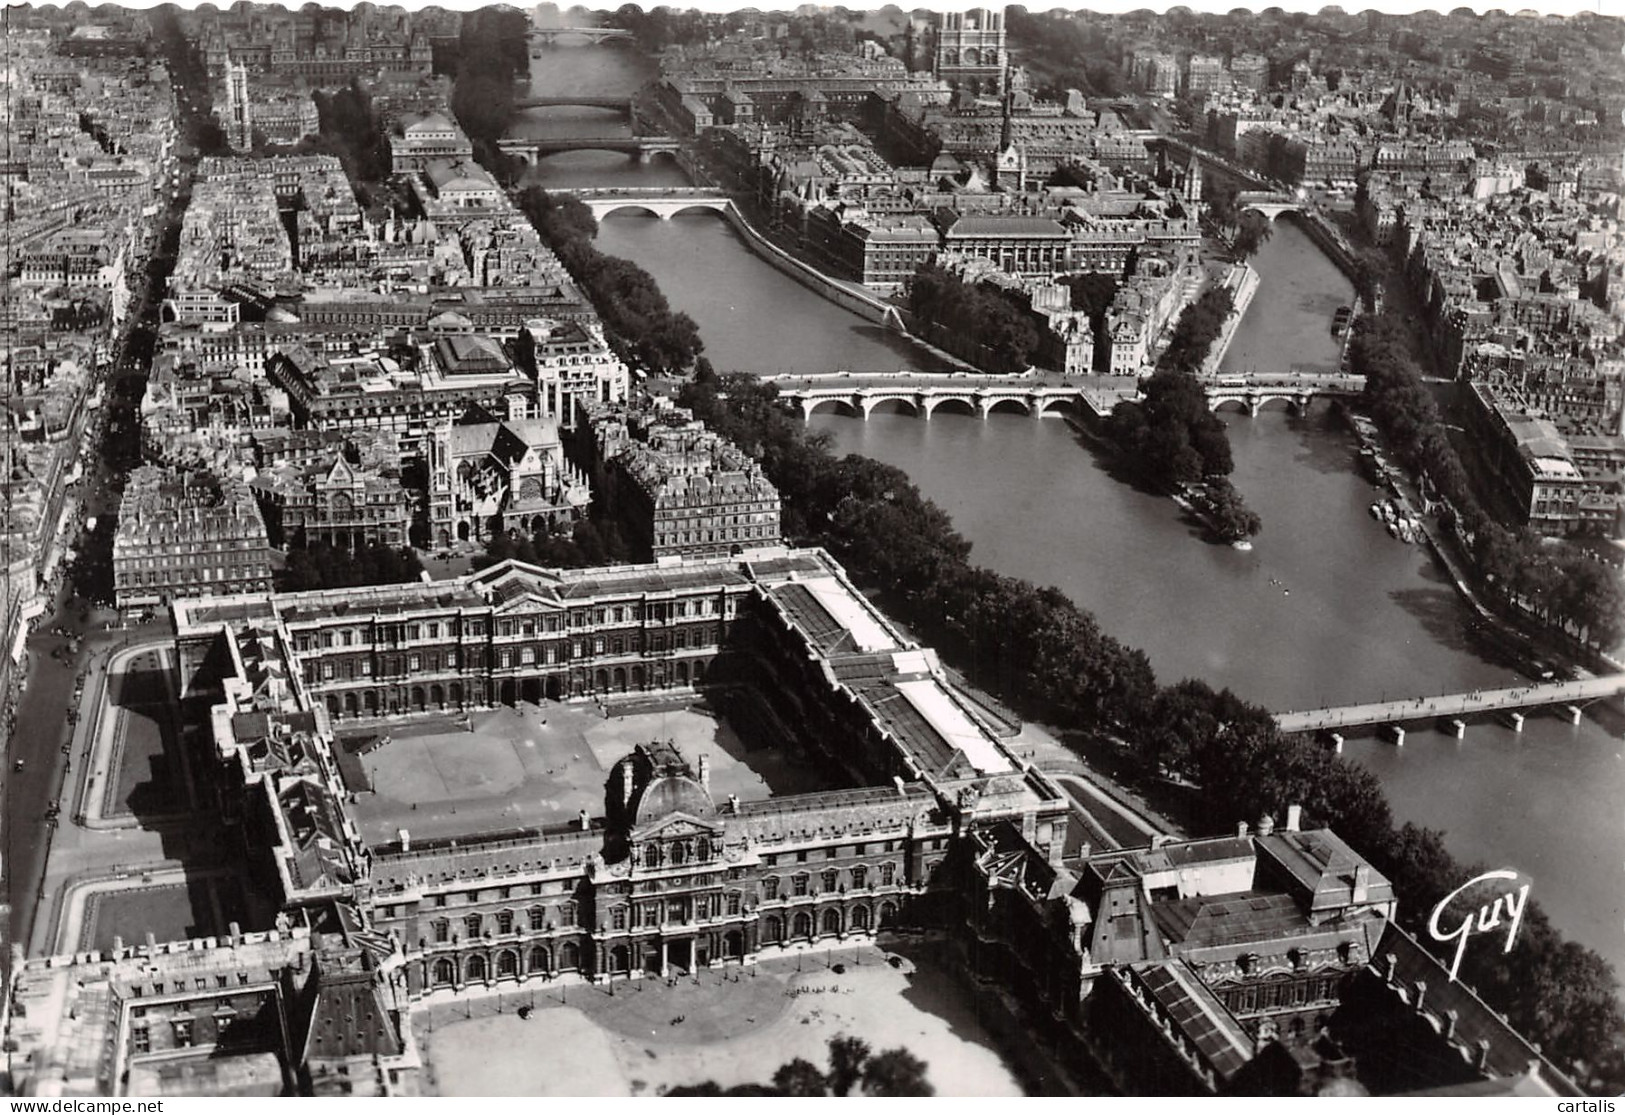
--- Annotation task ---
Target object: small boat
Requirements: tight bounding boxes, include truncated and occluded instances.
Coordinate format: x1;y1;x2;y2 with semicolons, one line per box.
1369;502;1382;519
1387;519;1402;538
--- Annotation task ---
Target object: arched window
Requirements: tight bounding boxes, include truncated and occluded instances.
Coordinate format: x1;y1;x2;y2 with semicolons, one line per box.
497;950;519;977
793;912;813;939
852;905;871;931
528;946;550;973
465;954;488;982
670;842;686;866
763;916;783;944
560;941;581;970
822;908;842;935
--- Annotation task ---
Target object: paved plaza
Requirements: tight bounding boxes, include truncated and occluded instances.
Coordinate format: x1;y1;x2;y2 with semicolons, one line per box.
343;701;842;845
418;945;1024;1097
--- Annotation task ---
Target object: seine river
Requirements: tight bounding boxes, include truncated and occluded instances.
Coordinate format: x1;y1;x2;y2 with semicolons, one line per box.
520;46;1625;978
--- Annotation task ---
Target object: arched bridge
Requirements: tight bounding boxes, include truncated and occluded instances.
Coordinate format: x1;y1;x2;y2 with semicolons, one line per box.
565;187;734;221
1236;190;1305;221
497;136;681;163
761;372;1140;420
527;26;634;46
1203;373;1364;416
513;95;633;113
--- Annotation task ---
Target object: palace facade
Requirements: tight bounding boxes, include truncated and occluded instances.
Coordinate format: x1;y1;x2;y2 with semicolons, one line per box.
7;545;1583;1098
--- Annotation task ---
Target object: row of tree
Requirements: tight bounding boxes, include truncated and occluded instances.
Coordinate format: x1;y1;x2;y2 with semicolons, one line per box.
514;188;705;376
906;263;1041;376
277;542;424;593
311;81;391;186
448;8;530;186
669;1034;933;1097
477;518;635;571
1349;314;1624;651
1156;284;1235;375
674;368;1624;1092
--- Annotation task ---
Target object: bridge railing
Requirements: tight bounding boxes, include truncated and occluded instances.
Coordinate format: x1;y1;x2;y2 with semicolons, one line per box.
569;187;729;199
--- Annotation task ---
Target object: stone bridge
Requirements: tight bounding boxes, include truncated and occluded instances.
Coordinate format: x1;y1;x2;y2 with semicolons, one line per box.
1203;373;1364;416
512;95;633;113
563;187;734;221
762;372;1140;420
527;26;634;46
496;136;681;164
1235;190;1305;221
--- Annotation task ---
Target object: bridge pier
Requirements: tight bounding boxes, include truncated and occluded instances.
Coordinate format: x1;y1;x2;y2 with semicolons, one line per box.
1503;711;1525;733
1449;718;1466;740
1328;732;1344;755
1565;704;1583;725
1389;724;1405;746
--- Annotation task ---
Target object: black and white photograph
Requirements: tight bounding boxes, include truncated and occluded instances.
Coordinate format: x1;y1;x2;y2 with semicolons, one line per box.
0;0;1622;1099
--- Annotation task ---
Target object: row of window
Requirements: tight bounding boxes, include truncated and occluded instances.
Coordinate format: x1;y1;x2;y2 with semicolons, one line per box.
763;837;931;865
431;903;577;941
762;863;895;899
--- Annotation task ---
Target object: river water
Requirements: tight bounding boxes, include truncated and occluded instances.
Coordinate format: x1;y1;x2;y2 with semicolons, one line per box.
519;47;1625;980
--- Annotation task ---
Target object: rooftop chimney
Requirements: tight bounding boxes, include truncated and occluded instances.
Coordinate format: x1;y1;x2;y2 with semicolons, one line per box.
1257;813;1275;837
622;767;635;807
1285;804;1302;832
1236;820;1249;838
1476;1039;1492;1073
1413;979;1427;1012
578;809;590;831
697;754;710;790
728;793;740;813
228;921;241;945
1353;863;1371;904
1385;953;1398;983
398;828;410;853
1444;1009;1459;1041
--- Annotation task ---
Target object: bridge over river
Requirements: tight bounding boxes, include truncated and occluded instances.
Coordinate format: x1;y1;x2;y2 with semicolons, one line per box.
763;370;1370;420
1276;675;1625;743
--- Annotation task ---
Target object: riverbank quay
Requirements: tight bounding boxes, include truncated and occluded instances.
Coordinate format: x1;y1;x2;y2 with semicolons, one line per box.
721;199;982;374
1199;261;1261;376
1337;404;1624;684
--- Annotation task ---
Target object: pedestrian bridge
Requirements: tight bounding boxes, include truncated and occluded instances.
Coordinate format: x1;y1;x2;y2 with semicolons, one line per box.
761;372;1141;420
1203;373;1364;415
1276;676;1625;740
527;26;634;46
563;187;734;221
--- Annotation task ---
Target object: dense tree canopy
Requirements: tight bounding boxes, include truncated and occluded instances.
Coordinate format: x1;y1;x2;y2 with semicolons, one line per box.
907;263;1041;375
1157;284;1235;374
277;542;423;592
515;188;705;375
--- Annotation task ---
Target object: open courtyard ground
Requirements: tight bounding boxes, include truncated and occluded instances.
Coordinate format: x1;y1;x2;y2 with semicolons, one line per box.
417;943;1024;1097
342;699;843;846
106;659;190;818
77;875;247;952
